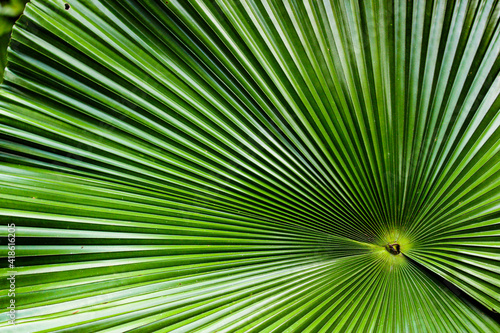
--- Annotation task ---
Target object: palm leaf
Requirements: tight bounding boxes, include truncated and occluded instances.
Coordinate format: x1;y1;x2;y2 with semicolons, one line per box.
0;0;499;331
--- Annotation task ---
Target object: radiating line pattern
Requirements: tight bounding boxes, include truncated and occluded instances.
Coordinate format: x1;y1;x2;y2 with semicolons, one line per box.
0;0;499;331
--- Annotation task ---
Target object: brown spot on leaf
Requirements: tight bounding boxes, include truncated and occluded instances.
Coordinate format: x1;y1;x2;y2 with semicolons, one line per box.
386;243;401;255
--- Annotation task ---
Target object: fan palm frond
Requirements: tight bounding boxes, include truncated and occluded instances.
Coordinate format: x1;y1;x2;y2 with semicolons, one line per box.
0;0;499;331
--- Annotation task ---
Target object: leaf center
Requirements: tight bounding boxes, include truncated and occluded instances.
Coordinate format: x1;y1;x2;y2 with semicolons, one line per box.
386;243;401;255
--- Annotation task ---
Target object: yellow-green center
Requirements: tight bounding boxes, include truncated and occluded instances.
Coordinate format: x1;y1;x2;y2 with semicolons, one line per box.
386;243;401;255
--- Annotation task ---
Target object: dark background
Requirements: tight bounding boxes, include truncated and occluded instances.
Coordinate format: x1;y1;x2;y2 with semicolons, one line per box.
0;0;28;80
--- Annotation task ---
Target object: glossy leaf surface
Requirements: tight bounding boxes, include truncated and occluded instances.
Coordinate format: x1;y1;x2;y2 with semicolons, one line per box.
0;0;499;331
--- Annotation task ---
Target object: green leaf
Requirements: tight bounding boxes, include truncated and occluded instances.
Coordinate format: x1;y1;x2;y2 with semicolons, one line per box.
0;0;499;331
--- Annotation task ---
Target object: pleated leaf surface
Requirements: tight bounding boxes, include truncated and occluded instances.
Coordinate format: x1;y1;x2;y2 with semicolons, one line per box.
0;0;499;332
